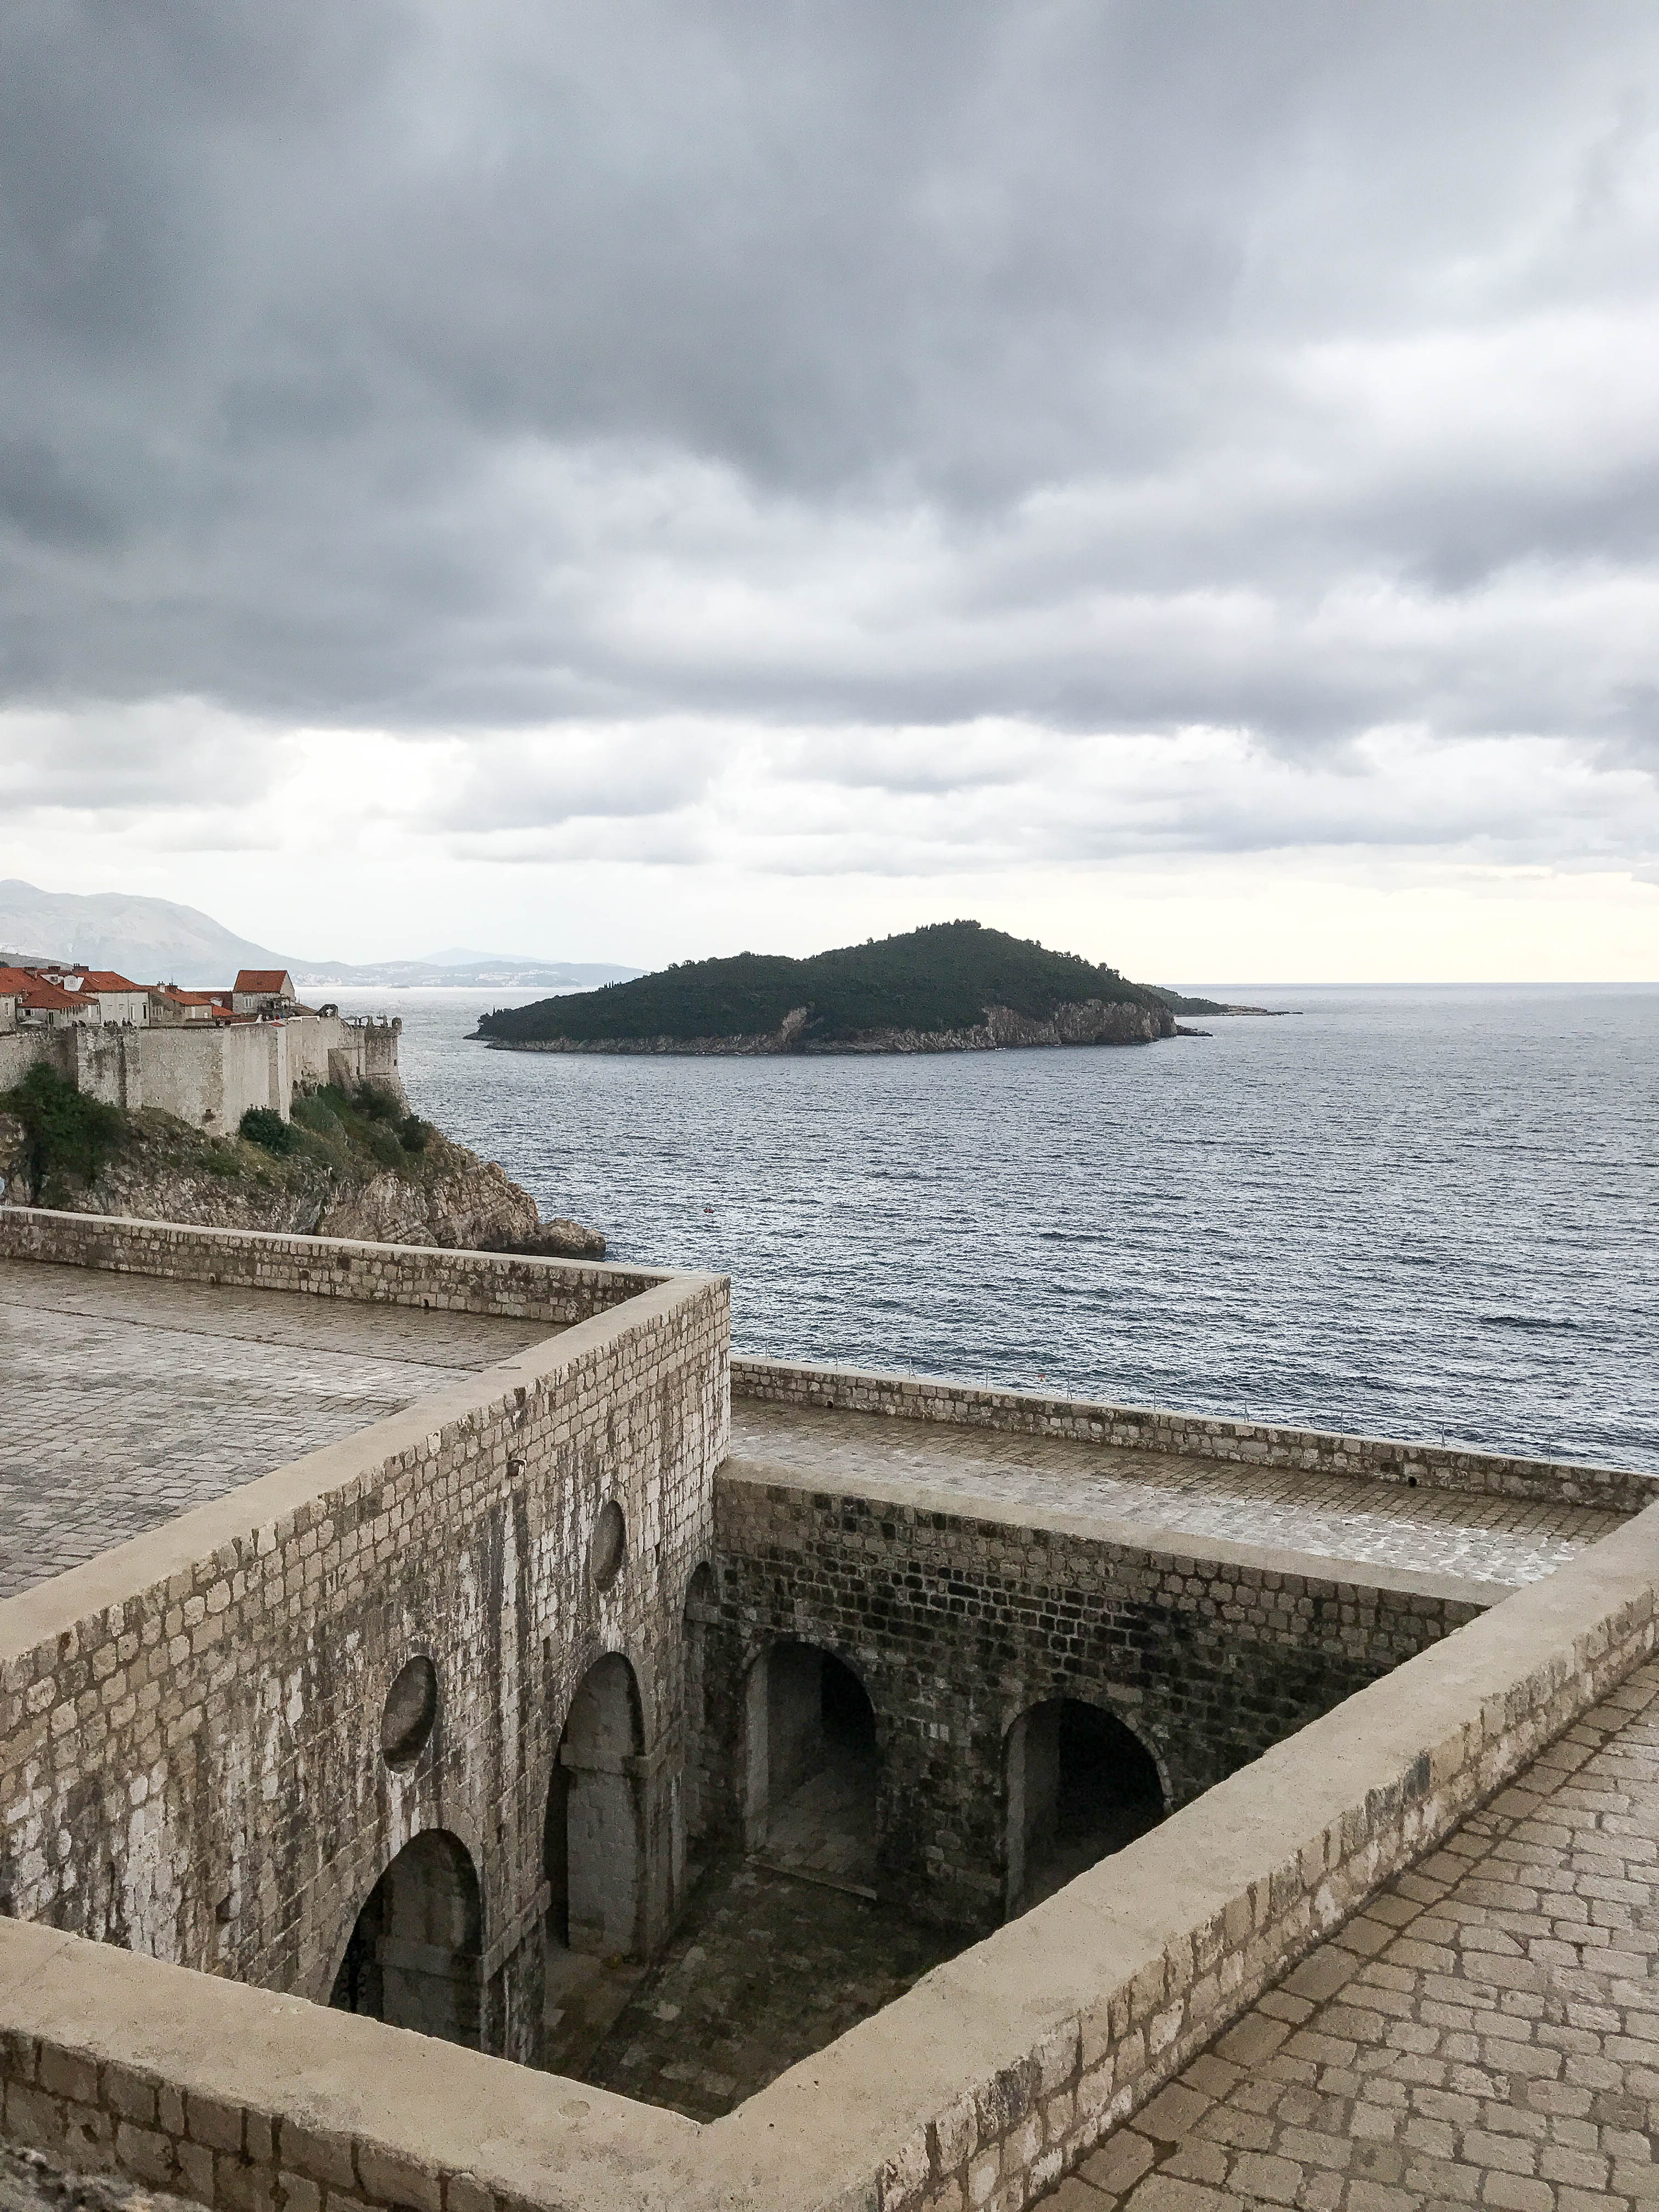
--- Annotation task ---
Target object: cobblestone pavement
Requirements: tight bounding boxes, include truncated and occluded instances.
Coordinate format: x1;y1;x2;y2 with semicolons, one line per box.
728;1404;1626;1590
1042;1655;1659;2212
0;1259;557;1599
563;1850;964;2122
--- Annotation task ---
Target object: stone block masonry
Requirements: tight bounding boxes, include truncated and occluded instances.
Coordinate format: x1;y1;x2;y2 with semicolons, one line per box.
708;1465;1487;1930
733;1356;1657;1515
5;1217;1659;2212
3;1499;1656;2212
0;1207;672;1326
0;1235;730;2066
0;1013;407;1135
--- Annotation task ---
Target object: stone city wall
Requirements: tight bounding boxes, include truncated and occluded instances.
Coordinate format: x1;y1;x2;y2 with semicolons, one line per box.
3;1506;1654;2212
733;1356;1656;1514
0;1209;672;1327
0;1016;406;1132
707;1466;1485;1930
0;1031;74;1098
0;1265;730;2069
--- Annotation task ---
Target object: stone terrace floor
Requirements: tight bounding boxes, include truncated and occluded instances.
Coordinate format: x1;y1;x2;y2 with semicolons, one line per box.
726;1402;1630;1593
0;1258;556;1600
1042;1653;1659;2212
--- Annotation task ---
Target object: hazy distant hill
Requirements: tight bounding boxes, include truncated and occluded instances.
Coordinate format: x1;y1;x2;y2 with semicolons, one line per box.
475;920;1181;1053
0;879;289;986
292;952;644;990
0;881;640;992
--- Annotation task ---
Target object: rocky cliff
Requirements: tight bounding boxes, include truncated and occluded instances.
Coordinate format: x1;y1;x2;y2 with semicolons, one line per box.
0;1073;604;1256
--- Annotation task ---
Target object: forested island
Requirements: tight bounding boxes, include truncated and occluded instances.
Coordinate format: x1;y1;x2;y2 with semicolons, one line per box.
472;921;1266;1056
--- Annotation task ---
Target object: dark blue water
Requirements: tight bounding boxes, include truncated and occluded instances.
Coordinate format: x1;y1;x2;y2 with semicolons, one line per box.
330;984;1659;1471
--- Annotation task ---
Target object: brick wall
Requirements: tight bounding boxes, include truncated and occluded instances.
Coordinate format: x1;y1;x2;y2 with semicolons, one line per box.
708;1466;1483;1929
734;1356;1656;1514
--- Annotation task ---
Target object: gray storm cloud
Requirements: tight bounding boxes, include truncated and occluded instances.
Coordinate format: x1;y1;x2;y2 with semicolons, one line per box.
2;0;1658;867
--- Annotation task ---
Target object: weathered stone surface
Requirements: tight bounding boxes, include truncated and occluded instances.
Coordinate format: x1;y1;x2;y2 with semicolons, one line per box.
735;1358;1658;1515
1036;1655;1659;2212
2;1210;1657;2212
0;1214;729;2065
707;1454;1487;1930
2;2142;196;2212
0;1259;555;1598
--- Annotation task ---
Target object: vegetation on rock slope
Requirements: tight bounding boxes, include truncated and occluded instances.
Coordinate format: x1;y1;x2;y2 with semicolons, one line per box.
476;919;1177;1047
0;1066;602;1254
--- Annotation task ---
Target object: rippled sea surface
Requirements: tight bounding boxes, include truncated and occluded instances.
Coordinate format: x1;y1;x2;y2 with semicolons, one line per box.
328;984;1659;1471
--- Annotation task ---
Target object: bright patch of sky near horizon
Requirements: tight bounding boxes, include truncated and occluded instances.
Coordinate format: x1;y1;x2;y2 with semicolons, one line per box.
3;2;1659;978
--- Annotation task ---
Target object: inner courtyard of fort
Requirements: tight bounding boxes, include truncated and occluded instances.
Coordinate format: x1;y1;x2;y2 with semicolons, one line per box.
2;1208;1656;2212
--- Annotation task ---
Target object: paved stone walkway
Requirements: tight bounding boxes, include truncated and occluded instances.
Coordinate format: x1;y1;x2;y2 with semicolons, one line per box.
728;1404;1627;1591
0;1260;556;1599
1043;1655;1659;2212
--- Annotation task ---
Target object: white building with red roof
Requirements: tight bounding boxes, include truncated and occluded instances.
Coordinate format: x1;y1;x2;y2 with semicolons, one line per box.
231;969;297;1017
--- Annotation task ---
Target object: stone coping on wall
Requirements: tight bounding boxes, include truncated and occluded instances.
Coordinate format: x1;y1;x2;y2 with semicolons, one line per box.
0;1207;679;1328
720;1451;1494;1609
0;1271;717;1661
5;1502;1657;2212
732;1353;1658;1514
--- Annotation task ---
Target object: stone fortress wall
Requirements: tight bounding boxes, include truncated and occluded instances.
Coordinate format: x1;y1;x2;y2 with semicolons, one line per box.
2;1212;1658;2212
0;1213;729;2070
707;1471;1486;1932
0;1012;405;1137
731;1355;1656;1513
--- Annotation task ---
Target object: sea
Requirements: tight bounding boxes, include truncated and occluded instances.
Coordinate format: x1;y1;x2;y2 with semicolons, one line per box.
324;983;1659;1475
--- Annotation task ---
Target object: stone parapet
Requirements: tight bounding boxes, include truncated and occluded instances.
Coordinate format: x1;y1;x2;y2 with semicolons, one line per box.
0;1208;671;1325
0;1252;730;2065
4;1496;1656;2212
710;1461;1487;1928
732;1355;1657;1513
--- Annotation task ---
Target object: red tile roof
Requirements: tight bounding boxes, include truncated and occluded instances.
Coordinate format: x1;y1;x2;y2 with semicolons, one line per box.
234;969;293;994
77;970;146;993
19;980;87;1012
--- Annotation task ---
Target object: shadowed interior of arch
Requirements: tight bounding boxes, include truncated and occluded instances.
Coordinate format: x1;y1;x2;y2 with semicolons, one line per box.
328;1829;482;2046
753;1642;878;1889
1005;1697;1165;1917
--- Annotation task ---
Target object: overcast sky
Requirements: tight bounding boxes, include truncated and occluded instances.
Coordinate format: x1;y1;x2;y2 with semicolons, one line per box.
3;0;1658;978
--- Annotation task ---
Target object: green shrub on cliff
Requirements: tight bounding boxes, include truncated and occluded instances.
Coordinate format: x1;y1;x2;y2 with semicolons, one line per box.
291;1085;433;1172
239;1105;298;1155
0;1063;125;1205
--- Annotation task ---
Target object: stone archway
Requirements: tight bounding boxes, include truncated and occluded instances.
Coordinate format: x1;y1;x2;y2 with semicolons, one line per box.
1003;1696;1165;1918
546;1652;646;1959
744;1640;878;1890
329;1829;482;2046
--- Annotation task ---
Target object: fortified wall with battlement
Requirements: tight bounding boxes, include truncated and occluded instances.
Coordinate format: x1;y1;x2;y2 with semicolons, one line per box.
2;1208;1656;2212
0;1013;404;1137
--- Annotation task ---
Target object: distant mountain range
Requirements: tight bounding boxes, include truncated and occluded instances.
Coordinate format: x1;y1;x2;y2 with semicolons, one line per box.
0;881;641;992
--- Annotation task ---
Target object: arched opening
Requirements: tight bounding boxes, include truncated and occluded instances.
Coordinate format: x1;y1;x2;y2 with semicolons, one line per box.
1004;1697;1164;1917
746;1641;877;1889
545;1652;645;1959
329;1829;481;2046
682;1565;718;1854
